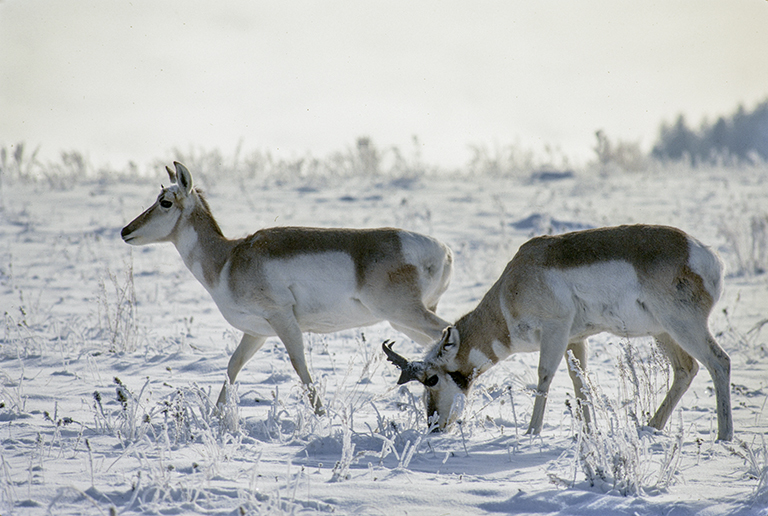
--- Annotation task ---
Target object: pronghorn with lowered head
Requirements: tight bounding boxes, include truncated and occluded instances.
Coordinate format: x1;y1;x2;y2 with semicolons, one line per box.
122;162;453;411
383;224;733;441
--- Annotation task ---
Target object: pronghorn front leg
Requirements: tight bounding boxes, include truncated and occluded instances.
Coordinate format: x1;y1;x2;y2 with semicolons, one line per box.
216;333;267;407
526;321;571;435
267;310;325;415
566;340;592;431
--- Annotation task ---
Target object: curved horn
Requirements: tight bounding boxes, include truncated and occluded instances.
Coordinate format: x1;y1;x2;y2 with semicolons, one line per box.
382;340;424;385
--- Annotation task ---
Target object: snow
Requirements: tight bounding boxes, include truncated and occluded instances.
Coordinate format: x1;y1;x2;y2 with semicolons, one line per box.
1;162;768;515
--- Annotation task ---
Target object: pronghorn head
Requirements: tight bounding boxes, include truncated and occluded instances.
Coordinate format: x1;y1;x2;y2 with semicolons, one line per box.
382;326;470;430
121;162;194;246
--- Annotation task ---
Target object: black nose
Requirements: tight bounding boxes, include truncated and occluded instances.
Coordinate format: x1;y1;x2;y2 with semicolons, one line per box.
120;226;131;239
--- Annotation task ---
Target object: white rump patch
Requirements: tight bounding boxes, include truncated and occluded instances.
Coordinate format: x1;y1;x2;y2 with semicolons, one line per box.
687;236;724;301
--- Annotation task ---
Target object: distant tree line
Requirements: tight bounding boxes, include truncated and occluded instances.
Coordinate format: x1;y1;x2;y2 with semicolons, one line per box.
651;99;768;165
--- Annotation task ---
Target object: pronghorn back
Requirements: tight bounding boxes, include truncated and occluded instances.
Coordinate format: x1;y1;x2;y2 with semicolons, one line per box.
231;226;448;289
510;224;722;314
522;225;717;287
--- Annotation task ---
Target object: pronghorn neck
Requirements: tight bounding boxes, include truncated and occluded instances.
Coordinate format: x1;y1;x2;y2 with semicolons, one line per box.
452;287;511;378
172;190;233;288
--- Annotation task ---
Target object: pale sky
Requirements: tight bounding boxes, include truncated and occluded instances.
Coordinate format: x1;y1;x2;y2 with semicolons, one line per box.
1;0;767;169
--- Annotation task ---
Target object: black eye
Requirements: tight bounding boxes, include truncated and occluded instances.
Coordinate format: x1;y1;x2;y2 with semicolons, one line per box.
160;200;173;209
424;375;439;387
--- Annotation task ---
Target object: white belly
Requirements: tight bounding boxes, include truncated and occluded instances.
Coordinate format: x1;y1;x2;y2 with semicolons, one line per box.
550;262;665;340
209;252;383;336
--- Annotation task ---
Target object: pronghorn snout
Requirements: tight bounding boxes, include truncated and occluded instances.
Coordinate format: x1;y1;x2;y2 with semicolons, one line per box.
121;221;143;244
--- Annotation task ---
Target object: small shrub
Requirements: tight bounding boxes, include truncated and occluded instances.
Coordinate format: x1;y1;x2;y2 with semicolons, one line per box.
96;264;140;353
0;142;40;183
718;213;768;276
555;348;682;495
593;130;647;172
725;438;768;506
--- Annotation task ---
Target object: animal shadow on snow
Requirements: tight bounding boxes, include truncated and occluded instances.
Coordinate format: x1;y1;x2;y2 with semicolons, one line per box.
294;429;562;477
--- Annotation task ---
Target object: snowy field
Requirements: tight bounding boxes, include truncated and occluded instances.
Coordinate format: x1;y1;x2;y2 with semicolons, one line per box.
1;154;768;515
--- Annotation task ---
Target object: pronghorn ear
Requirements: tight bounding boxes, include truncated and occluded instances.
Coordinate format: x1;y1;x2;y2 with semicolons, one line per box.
174;162;193;195
436;326;460;363
439;326;460;349
166;165;177;184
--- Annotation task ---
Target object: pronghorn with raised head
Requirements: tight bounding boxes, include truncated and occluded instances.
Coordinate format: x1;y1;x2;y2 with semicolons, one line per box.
122;162;453;411
383;224;733;441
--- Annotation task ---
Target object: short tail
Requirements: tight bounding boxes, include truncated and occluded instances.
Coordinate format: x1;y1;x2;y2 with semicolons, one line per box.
688;236;724;303
422;243;453;310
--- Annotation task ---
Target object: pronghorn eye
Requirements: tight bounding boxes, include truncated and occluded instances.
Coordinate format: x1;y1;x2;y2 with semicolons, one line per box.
159;200;173;209
425;375;439;387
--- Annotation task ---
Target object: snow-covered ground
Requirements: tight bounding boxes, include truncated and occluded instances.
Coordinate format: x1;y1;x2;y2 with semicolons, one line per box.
1;158;767;515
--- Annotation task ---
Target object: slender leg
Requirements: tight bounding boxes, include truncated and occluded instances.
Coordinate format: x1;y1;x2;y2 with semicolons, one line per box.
707;335;733;441
267;309;325;415
390;322;444;346
680;331;731;441
648;333;699;431
566;339;591;430
706;334;733;441
216;333;266;407
359;265;451;346
659;316;732;441
526;321;571;435
381;304;450;345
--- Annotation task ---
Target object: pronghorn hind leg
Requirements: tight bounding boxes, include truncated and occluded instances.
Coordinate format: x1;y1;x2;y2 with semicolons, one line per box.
387;308;451;345
648;333;698;432
526;321;571;435
696;332;732;441
390;321;445;347
660;317;732;441
216;333;267;407
566;339;591;431
708;334;733;441
361;267;451;345
367;289;451;345
707;333;733;441
267;310;325;415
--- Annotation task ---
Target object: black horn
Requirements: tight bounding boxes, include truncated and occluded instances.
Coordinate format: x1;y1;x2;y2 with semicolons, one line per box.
382;340;423;385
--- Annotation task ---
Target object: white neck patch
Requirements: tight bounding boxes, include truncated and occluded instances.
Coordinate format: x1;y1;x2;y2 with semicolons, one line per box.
175;224;201;278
